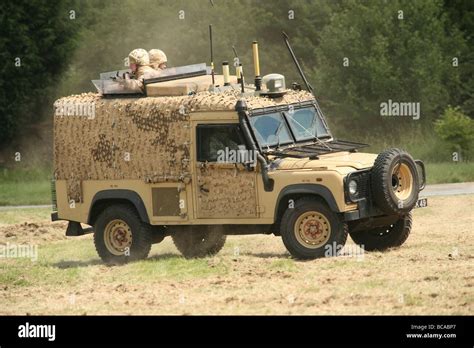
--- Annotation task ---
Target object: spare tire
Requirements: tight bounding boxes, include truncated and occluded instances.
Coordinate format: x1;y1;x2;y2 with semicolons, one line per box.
371;148;419;215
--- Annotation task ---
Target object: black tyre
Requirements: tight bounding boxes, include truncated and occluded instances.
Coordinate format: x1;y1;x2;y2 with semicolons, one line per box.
172;225;226;259
371;148;419;215
94;204;153;265
280;197;348;260
350;212;412;251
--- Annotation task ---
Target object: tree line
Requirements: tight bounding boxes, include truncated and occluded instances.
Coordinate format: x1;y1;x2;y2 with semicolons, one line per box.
1;0;472;156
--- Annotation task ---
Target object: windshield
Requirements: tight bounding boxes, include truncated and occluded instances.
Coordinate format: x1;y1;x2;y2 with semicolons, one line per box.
248;112;293;147
248;105;331;149
285;107;329;141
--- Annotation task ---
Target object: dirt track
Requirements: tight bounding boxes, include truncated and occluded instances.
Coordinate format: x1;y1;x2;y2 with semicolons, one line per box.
0;195;472;315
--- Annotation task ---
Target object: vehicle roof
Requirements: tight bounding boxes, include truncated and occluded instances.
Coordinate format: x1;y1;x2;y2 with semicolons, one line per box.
54;89;315;115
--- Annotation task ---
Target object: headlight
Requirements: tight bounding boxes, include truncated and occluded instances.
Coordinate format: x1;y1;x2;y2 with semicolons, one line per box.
345;170;370;203
348;179;358;195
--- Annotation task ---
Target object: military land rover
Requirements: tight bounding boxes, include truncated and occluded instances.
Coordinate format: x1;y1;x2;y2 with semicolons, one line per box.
52;38;426;263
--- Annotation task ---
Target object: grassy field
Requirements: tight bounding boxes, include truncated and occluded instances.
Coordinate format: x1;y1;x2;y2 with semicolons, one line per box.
1;163;473;206
0;195;472;315
425;162;474;184
0;167;51;206
0;207;52;225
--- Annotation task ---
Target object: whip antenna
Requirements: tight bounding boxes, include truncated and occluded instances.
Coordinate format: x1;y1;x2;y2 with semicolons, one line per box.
209;24;215;85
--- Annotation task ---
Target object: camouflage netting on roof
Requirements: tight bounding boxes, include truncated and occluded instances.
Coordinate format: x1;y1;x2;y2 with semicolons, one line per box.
53;90;314;201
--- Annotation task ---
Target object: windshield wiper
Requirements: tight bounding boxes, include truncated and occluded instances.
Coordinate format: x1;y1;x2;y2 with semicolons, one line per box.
274;122;283;149
311;135;332;152
284;112;331;152
286;112;330;149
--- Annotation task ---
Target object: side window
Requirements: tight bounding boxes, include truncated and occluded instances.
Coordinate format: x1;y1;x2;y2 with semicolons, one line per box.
197;124;247;162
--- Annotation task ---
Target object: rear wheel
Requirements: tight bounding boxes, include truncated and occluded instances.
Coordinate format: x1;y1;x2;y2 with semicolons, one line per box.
280;197;348;260
350;212;412;251
94;204;153;264
172;225;226;259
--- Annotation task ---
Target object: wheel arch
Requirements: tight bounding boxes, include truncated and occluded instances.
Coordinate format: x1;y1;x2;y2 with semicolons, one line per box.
274;184;340;225
87;189;150;225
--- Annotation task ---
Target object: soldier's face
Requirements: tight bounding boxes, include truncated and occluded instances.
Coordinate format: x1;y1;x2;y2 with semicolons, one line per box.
130;63;137;72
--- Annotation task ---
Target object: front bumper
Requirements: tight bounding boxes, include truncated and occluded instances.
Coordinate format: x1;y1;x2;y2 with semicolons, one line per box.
343;198;376;221
344;196;428;221
343;159;427;222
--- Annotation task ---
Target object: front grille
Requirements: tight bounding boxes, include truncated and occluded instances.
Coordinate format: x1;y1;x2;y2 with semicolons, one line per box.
356;170;371;199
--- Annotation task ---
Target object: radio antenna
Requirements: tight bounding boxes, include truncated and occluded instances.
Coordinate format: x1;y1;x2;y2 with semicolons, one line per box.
209;24;215;85
282;31;313;94
232;46;238;59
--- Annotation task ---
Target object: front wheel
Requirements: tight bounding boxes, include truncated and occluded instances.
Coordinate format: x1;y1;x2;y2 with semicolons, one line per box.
280;197;348;260
350;212;412;251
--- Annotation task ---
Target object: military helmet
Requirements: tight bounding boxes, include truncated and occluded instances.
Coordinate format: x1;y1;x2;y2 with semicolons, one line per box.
149;49;168;66
128;48;150;66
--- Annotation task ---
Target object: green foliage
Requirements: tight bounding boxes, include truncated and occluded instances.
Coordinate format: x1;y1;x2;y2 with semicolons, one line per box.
57;0;470;131
0;0;82;145
1;0;473;171
443;0;474;118
425;162;474;184
341;124;452;163
312;0;466;133
435;106;474;160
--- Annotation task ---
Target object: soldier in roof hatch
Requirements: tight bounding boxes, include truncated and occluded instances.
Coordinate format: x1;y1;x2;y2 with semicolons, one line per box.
124;48;160;91
148;49;168;71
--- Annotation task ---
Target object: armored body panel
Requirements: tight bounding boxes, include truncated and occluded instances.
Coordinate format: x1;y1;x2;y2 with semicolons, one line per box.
53;88;314;203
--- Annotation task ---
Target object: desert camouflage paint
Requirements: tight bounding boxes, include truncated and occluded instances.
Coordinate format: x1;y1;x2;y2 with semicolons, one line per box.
53;89;314;202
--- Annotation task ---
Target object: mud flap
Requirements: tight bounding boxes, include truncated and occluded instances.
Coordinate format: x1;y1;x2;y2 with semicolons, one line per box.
66;221;93;236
